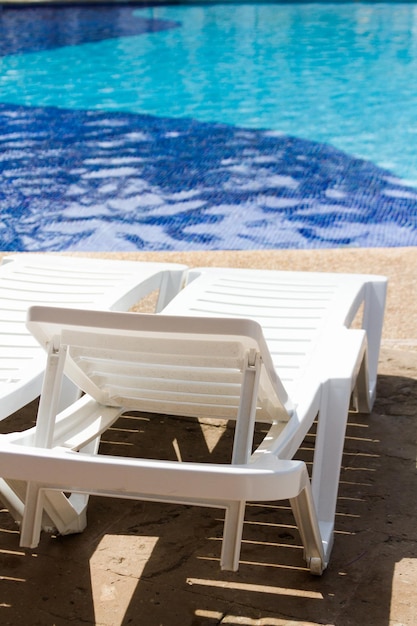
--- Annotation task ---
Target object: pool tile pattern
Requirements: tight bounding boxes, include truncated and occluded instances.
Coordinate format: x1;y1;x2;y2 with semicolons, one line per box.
0;5;179;56
1;103;416;251
1;4;417;251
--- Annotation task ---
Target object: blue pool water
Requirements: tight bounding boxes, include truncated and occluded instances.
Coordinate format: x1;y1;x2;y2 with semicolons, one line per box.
1;3;417;251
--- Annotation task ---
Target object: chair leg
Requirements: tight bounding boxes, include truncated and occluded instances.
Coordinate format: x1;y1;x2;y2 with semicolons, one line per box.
310;376;352;565
220;501;246;571
19;482;44;549
34;438;101;536
40;491;88;535
220;352;261;571
362;279;387;408
350;351;371;414
290;481;326;575
0;478;25;522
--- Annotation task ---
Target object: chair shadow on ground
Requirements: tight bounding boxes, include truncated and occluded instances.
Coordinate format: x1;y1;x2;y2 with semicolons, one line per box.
0;369;416;626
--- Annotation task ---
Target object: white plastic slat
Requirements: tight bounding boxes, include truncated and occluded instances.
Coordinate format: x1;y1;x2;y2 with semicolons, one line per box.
0;335;44;348
183;303;330;321
74;360;243;384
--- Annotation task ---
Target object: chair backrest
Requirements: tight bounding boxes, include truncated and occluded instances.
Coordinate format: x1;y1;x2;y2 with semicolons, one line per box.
164;267;387;401
26;305;292;423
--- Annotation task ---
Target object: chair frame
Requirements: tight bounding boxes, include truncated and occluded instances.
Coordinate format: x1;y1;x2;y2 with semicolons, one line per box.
0;266;387;575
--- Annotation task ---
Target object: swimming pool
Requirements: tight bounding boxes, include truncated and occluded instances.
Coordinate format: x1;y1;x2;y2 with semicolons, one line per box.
1;2;417;251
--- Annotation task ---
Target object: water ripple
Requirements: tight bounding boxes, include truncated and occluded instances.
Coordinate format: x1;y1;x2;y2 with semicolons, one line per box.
0;102;416;251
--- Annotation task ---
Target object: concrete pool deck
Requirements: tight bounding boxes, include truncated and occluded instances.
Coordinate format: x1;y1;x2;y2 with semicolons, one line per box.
0;247;416;626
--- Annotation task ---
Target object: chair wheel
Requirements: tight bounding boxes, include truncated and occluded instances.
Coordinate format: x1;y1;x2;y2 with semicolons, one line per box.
309;557;325;576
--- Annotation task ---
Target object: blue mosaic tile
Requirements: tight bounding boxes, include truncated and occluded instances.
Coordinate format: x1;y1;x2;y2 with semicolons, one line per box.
0;5;179;56
0;103;416;251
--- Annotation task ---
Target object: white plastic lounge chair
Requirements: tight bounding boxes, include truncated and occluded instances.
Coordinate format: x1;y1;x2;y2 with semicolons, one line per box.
0;267;386;575
0;253;187;421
